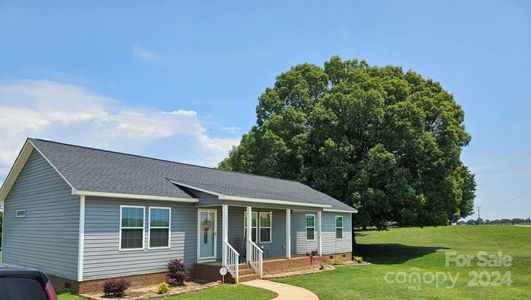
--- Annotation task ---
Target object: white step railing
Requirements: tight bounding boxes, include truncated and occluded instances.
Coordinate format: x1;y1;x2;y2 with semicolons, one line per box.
248;240;263;278
224;241;240;283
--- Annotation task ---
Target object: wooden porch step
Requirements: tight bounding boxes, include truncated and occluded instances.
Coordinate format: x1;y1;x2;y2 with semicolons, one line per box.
238;273;260;282
239;263;250;270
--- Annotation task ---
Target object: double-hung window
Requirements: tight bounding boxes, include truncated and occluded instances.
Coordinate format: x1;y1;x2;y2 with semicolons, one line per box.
335;216;343;239
306;214;315;241
243;212;258;242
149;207;171;248
120;206;145;250
259;212;272;243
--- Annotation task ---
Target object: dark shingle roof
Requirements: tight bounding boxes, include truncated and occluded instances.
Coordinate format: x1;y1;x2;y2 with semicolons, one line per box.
29;138;356;212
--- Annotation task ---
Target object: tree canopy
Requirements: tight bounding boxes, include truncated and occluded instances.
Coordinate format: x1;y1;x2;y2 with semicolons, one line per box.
219;56;475;229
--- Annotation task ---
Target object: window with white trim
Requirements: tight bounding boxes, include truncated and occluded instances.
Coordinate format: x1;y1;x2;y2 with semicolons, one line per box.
120;206;145;250
335;216;343;239
149;207;170;248
243;212;258;242
259;212;272;243
306;214;315;240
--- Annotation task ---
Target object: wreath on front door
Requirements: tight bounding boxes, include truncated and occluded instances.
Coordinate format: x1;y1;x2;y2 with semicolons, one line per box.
203;220;212;231
203;219;212;244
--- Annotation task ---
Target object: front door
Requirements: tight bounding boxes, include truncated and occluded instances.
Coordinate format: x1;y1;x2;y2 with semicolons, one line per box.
198;209;217;261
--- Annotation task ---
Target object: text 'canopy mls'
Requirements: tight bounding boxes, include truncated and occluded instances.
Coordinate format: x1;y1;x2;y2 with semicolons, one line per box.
219;56;475;229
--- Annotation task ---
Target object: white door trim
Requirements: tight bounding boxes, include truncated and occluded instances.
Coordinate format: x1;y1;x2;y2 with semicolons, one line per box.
197;208;218;262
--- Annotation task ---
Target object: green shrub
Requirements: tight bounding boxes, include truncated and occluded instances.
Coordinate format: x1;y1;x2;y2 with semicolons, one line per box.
332;257;342;265
354;256;363;263
157;282;169;294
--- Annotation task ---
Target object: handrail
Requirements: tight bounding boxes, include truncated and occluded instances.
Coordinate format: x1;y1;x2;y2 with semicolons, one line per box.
248;240;263;278
226;241;240;256
249;240;264;253
224;241;240;283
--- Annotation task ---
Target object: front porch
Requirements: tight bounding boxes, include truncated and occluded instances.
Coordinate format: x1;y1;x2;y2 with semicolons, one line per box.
196;204;326;283
193;254;339;283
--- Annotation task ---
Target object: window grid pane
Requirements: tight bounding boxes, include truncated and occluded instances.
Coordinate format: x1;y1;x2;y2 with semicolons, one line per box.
307;228;315;240
336;228;343;239
150;228;169;247
260;228;271;242
121;228;143;249
150;208;170;227
336;217;343;228
259;213;271;227
122;207;144;228
306;215;315;227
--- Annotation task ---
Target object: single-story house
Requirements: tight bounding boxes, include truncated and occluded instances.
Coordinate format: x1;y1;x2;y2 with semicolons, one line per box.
0;138;357;293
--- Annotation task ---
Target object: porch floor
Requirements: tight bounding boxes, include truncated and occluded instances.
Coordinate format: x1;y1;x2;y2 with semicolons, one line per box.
197;254;308;266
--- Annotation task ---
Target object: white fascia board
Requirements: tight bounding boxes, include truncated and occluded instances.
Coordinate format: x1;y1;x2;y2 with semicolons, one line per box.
221;195;332;208
28;139;77;192
75;190;198;203
0;141;34;202
323;208;358;213
0;139;74;202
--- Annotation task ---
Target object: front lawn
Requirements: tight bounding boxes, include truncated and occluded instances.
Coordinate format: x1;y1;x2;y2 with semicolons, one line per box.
161;284;276;300
274;226;531;299
57;291;88;300
57;284;275;300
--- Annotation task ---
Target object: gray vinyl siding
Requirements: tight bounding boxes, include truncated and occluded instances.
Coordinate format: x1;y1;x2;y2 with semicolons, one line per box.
83;198;197;280
291;211;319;255
321;213;352;254
3;150;79;280
223;207;287;258
291;211;352;255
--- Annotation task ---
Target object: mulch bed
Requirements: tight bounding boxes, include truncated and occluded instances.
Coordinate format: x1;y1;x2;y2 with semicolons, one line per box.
81;281;220;300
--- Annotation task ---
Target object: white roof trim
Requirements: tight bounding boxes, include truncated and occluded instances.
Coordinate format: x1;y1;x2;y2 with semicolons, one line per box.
74;190;199;202
323;208;358;213
0;141;34;202
0;139;76;202
169;180;332;208
222;195;332;208
28;139;77;191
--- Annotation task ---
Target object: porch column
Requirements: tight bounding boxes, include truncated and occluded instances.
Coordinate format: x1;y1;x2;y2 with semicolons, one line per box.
286;208;291;259
317;210;322;255
246;206;252;262
222;204;228;267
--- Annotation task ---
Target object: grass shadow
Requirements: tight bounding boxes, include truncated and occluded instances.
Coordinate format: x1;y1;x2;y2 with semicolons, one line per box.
354;243;449;265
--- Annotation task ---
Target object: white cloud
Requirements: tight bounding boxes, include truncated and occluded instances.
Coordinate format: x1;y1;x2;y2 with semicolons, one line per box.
131;45;162;62
219;126;242;133
0;80;241;181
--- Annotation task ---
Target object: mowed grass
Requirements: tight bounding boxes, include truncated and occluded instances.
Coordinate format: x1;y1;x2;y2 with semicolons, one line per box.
161;284;276;300
56;284;274;300
274;226;531;299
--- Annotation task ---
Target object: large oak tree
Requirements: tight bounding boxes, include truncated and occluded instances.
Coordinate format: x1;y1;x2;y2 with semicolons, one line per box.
219;56;475;229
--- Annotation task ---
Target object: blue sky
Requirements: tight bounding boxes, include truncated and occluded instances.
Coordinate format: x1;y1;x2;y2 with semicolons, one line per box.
0;0;530;220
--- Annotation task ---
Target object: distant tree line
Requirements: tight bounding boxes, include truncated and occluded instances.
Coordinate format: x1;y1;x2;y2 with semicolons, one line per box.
456;217;531;225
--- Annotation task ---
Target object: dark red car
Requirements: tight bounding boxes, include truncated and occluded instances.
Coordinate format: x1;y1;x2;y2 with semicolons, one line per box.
0;264;58;300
